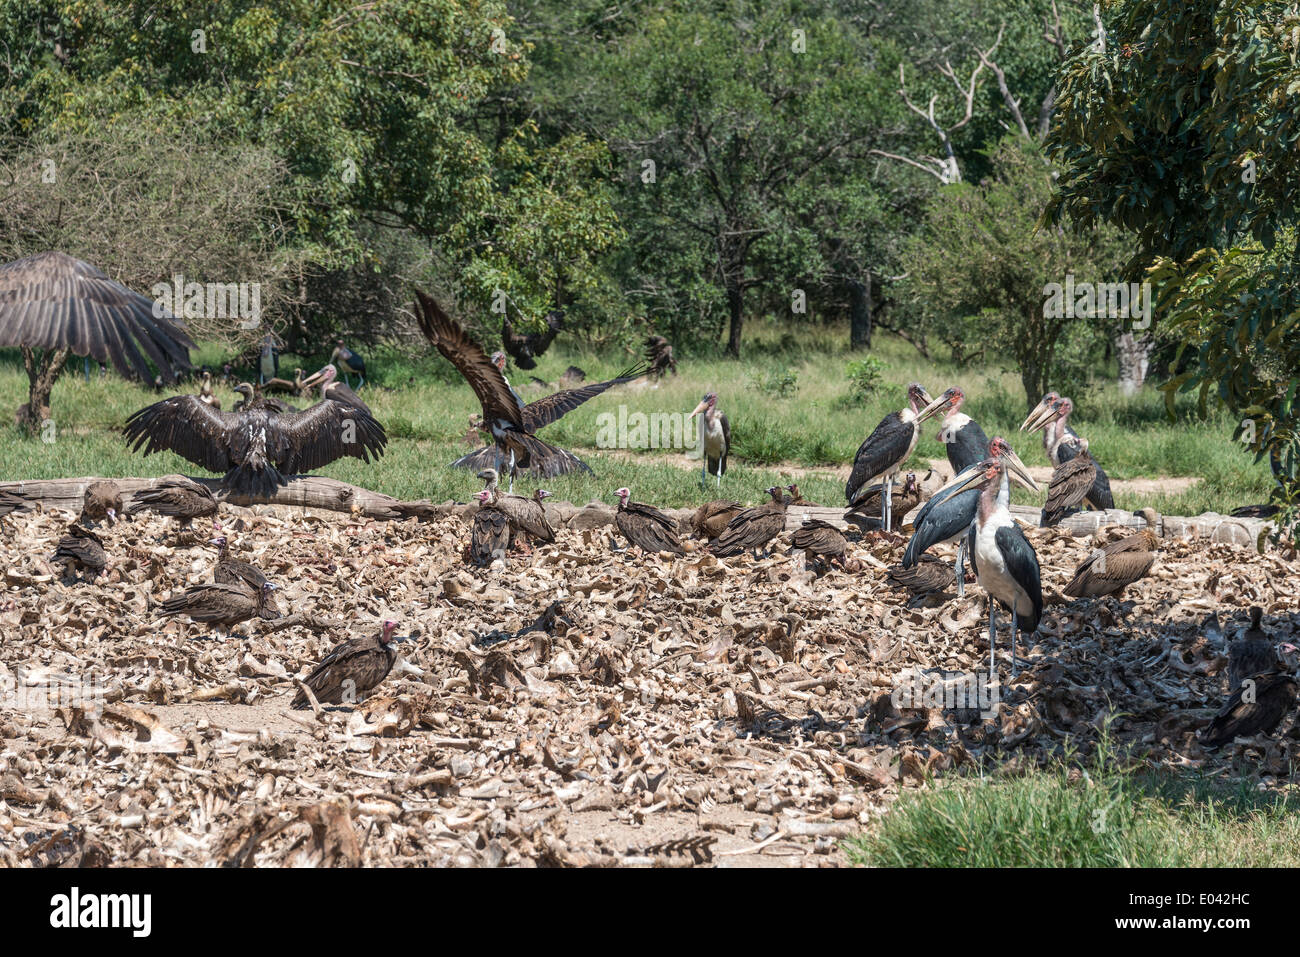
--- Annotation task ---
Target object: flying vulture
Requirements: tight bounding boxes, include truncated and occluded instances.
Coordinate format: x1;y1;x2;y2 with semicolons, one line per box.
502;310;563;369
122;375;388;498
414;291;646;488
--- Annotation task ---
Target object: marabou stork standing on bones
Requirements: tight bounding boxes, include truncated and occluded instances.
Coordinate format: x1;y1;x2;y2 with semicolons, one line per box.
901;438;1037;598
845;383;946;532
945;456;1043;678
689;392;730;488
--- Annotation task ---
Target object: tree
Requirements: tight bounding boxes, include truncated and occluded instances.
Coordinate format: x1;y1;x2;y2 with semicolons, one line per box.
1046;0;1300;516
898;137;1126;403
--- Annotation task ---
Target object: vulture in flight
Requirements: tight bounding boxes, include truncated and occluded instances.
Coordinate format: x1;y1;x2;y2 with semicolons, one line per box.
502;310;563;369
123;374;388;498
414;291;646;488
0;251;194;382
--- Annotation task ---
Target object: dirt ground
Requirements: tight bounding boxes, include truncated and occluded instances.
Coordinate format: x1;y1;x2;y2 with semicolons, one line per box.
0;499;1295;867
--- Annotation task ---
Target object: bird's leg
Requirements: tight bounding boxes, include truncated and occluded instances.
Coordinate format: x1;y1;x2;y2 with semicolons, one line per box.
357;375;364;388
955;539;966;599
715;460;722;488
988;598;997;682
83;357;91;382
1010;610;1019;678
507;449;516;494
882;475;892;531
701;461;708;489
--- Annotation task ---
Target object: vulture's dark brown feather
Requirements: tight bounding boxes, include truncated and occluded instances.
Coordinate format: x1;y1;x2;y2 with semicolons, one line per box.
0;251;194;381
1200;672;1296;748
685;500;744;540
709;489;788;558
292;627;403;708
81;480;123;525
127;479;218;527
51;524;106;575
469;503;512;566
157;581;273;629
615;496;685;554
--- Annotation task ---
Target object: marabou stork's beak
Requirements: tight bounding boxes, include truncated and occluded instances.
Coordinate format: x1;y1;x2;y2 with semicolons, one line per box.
1019;396;1053;432
301;368;325;389
1002;448;1040;492
945;461;998;499
1022;400;1062;434
688;399;709;418
914;389;950;424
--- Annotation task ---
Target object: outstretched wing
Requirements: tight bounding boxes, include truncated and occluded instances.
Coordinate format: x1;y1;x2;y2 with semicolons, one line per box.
123;395;241;473
0;251;194;381
522;363;649;431
415;291;522;428
276;399;388;474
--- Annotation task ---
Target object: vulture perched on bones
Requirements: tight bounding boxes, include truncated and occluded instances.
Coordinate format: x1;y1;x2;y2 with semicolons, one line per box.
1200;672;1297;748
468;490;512;566
791;518;857;572
478;469;555;545
127;478;219;528
710;487;788;559
292;620;412;708
613;487;685;554
0;489;35;521
81;480;122;526
51;524;106;577
1062;518;1159;599
209;531;271;593
123;372;387;497
158;581;277;638
684;500;744;541
414;291;646;488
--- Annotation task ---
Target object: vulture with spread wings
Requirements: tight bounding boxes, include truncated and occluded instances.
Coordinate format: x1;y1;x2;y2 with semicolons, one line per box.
123;383;388;498
414;291;646;487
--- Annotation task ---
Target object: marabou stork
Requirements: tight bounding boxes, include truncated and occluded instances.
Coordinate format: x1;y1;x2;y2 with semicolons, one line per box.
301;363;371;415
414;291;646;490
1021;395;1114;509
946;456;1043;678
330;339;366;387
900;438;1037;598
689;392;730;487
922;386;991;474
292;620;412;708
258;335;279;385
845;383;945;531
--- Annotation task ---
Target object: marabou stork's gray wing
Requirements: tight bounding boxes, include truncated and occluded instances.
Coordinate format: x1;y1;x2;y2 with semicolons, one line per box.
521;363;649;431
900;485;980;568
123;394;242;473
717;411;731;474
0;251;194;381
275;399;388;474
994;524;1042;632
415;291;523;428
846;411;913;504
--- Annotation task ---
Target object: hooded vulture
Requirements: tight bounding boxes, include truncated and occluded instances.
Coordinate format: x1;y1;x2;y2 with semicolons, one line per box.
1039;441;1099;527
0;489;35;521
791;518;857;572
81;480;123;526
292;620;411;708
710;487;788;559
684;499;744;541
414;291;646;488
127;478;219;528
51;524;107;577
468;489;513;566
1062;519;1159;599
1227;606;1284;693
1200;672;1296;748
502;310;563;370
613;487;685;555
479;469;555;545
158;580;277;637
123;374;388;498
209;529;271;594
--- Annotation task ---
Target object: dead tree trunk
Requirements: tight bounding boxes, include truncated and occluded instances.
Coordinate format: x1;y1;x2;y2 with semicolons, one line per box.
725;281;744;358
849;274;873;350
16;346;69;435
1114;332;1152;395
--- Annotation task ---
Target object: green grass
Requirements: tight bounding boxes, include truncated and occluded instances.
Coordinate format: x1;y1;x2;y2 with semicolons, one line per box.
845;737;1300;867
0;321;1274;512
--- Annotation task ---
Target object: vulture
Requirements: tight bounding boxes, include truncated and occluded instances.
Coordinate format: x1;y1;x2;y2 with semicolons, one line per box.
1022;396;1114;510
302;364;371;415
644;335;677;378
689;392;730;487
710;487;788;559
887;554;957;597
1227;607;1283;693
684;500;744;541
1040;441;1098;527
0;251;194;382
468;490;512;566
209;532;270;593
158;581;277;637
1200;672;1297;748
1063;519;1159;599
51;524;107;577
0;489;35;521
846;471;922;532
231;382;298;414
479;470;556;546
502;310;563;370
127;478;219;528
123;371;388;497
198;371;221;409
791;518;857;572
81;480;123;526
292;620;411;708
330;340;366;387
414;291;646;488
613;487;685;555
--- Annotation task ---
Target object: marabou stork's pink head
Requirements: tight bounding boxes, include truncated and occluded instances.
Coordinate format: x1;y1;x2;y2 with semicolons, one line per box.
689;392;718;418
613;487;631;505
986;436;1039;492
302;364;338;393
905;382;934;415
